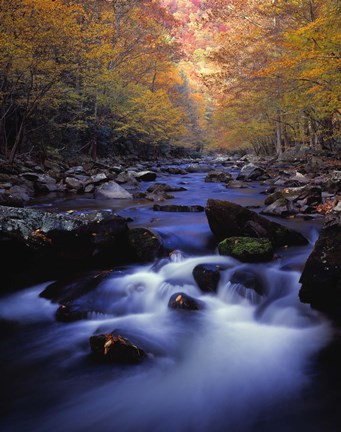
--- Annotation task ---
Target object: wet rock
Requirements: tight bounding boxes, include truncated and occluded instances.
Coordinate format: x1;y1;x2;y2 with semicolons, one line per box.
186;164;211;173
64;176;83;192
0;206;128;289
237;163;270;181
89;333;146;363
55;303;88;322
230;269;264;296
325;171;341;194
135;171;157;182
94;181;132;199
205;199;308;247
153;204;204;212
115;172;139;188
162;167;187;175
145;191;174;202
193;264;222;292
146;183;187;193
39;270;112;303
205;171;232;183
168;292;203;311
299;214;341;318
218;237;274;262
34;174;59;194
128;227;162;262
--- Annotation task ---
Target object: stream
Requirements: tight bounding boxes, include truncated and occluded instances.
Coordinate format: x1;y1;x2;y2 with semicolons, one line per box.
0;164;340;431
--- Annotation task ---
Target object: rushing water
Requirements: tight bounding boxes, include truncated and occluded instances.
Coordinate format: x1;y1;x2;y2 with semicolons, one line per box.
0;164;339;431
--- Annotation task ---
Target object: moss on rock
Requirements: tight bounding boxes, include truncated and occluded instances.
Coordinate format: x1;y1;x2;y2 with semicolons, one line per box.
218;237;273;262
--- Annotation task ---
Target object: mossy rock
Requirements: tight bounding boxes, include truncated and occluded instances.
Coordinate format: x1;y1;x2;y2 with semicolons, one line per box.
218;237;273;262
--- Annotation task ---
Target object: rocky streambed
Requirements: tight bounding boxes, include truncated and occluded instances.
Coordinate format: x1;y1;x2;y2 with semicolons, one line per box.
0;155;340;432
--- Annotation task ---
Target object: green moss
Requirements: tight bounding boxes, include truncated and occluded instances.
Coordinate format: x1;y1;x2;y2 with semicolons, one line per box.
218;237;273;262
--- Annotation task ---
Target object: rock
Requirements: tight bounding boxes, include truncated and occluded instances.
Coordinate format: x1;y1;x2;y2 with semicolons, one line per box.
205;199;308;247
115;172;139;188
145;192;174;202
218;237;274;262
168;292;203;311
262;185;322;217
186;164;211;173
153;204;204;212
162;167;187;175
90;173;108;184
325;171;341;194
237;163;269;181
193;264;223;292
205;171;232;183
35;174;59;193
299;214;341;318
135;171;157;182
146;183;187;193
89;333;146;363
94;181;132;199
64;176;83;192
55;303;88;322
128;227;162;262
230;269;264;296
0;206;129;289
284;172;309;186
39;270;112;303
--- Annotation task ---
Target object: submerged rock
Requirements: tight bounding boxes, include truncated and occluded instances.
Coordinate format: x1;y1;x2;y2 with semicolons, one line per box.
205;199;308;247
218;237;274;262
230;269;264;296
153;204;204;213
55;303;88;322
299;214;341;318
168;292;203;311
89;333;146;363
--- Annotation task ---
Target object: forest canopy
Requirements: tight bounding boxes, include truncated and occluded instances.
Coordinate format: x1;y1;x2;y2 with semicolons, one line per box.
0;0;340;161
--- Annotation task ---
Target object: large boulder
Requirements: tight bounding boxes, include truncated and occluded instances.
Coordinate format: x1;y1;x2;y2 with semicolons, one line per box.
153;204;204;213
218;237;274;262
299;214;341;319
205;199;308;247
0;206;129;290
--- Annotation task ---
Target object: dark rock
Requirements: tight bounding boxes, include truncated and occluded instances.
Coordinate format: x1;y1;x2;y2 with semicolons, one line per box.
299;214;341;318
218;237;274;262
39;270;112;303
135;171;157;182
0;206;129;289
163;167;187;175
230;270;264;296
89;333;146;363
168;292;203;311
153;204;204;212
205;199;308;247
128;227;162;262
146;183;187;193
55;303;88;322
237;163;270;181
145;191;174;202
193;264;223;292
205;171;232;183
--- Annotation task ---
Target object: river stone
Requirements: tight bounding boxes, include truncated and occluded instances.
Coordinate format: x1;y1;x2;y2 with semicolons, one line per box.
218;237;273;262
193;264;222;292
153;204;204;212
89;333;146;363
55;302;88;322
168;292;203;311
94;181;132;199
128;227;162;262
205;199;308;247
205;171;232;183
147;183;187;193
299;214;341;319
237;163;269;181
135;171;157;182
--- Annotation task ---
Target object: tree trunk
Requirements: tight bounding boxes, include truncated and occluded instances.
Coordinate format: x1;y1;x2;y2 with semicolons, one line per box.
9;118;26;163
275;110;282;157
